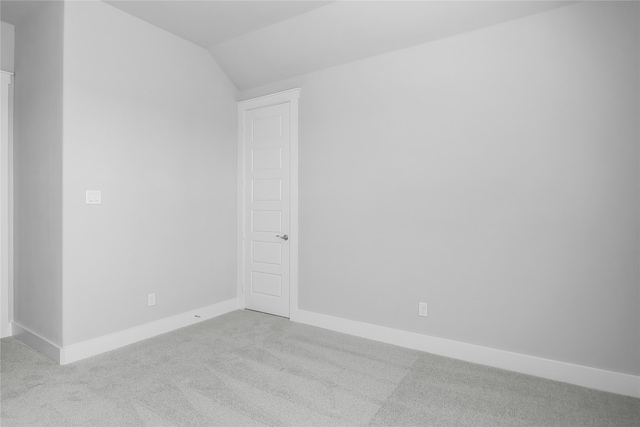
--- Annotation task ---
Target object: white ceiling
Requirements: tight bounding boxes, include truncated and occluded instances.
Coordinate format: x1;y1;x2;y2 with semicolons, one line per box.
104;0;335;47
2;1;573;91
105;0;572;91
0;0;41;26
208;1;572;90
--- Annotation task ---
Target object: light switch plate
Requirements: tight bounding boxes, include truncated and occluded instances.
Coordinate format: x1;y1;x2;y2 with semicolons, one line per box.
86;190;102;205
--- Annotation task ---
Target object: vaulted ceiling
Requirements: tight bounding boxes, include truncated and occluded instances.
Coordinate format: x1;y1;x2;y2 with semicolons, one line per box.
104;0;334;47
2;0;573;90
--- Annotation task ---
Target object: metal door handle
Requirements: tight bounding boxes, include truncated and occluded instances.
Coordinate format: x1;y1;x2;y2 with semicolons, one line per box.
276;234;289;241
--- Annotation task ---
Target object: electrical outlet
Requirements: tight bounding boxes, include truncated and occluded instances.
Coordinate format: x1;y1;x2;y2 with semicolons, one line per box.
85;190;102;205
148;293;156;307
419;302;428;317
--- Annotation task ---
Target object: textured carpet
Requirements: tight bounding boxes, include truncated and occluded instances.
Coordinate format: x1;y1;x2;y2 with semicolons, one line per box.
1;309;638;426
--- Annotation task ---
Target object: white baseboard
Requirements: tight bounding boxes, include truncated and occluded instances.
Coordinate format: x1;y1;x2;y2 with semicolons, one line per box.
11;302;638;398
60;298;239;364
12;299;239;365
291;309;640;398
12;322;62;364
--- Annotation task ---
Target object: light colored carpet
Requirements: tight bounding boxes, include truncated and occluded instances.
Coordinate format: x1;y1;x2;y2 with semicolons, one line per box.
1;309;638;426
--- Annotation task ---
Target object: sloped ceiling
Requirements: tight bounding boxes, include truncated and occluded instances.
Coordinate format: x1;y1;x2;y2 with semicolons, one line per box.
2;1;574;91
104;0;572;91
104;0;335;48
0;0;41;25
207;1;572;90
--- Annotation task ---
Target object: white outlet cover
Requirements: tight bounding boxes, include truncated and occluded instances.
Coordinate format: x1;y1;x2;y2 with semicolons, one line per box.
86;190;102;205
419;302;428;317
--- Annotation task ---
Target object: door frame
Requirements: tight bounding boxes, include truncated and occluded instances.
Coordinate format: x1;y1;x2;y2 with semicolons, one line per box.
1;71;14;338
237;89;300;319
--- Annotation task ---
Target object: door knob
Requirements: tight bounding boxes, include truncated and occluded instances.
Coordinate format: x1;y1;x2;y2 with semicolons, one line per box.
276;234;289;241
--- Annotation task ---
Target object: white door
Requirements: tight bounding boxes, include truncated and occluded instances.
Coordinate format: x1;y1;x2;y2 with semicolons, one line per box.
241;99;294;318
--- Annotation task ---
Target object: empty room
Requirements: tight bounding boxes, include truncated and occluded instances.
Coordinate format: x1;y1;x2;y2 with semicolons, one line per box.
0;0;638;425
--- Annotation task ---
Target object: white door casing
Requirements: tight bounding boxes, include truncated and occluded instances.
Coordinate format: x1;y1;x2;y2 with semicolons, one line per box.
238;89;299;318
1;71;14;338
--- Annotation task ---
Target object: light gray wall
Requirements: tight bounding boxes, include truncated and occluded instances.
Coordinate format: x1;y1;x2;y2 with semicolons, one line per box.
241;1;640;375
13;1;64;345
62;1;238;346
1;21;15;73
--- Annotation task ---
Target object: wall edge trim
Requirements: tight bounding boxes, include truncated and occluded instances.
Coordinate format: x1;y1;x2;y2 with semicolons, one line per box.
12;322;61;364
59;298;240;364
291;309;640;398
